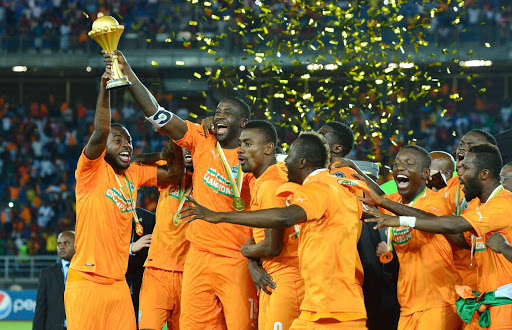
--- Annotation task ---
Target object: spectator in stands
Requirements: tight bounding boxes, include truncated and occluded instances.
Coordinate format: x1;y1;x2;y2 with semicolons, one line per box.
33;231;75;330
502;162;512;191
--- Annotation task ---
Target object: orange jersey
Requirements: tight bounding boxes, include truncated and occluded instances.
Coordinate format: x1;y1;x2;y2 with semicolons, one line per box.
175;121;254;259
461;186;512;293
251;164;299;275
290;169;366;316
438;175;478;288
72;149;157;280
382;189;460;315
439;175;463;215
144;172;193;271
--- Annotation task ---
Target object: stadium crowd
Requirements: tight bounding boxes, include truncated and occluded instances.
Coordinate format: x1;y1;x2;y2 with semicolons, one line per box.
1;0;511;53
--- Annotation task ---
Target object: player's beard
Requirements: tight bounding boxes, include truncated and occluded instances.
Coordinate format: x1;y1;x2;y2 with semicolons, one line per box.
463;175;482;202
104;152;130;172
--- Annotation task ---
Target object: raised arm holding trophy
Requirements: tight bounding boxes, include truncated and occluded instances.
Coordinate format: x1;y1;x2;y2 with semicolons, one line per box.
88;13;131;89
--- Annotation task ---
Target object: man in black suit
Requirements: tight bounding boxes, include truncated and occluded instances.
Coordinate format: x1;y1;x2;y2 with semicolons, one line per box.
33;231;75;330
126;207;155;325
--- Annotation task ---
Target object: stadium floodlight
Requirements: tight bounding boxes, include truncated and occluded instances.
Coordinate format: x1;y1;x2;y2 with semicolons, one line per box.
12;66;27;72
459;60;492;67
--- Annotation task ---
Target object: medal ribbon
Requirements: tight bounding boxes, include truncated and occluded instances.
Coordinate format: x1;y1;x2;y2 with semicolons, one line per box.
175;177;193;213
113;173;140;225
470;185;504;269
455;182;462;215
386;228;395;252
215;142;243;199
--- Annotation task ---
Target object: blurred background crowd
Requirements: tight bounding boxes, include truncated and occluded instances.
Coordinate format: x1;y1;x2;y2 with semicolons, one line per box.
1;0;512;54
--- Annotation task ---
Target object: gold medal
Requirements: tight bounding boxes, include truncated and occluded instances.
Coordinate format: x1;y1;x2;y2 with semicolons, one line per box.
135;222;143;236
379;251;393;264
173;212;182;226
233;197;245;211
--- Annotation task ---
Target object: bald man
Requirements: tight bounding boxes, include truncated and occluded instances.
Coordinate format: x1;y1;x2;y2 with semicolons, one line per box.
427;151;455;191
501;163;512;191
34;231;76;330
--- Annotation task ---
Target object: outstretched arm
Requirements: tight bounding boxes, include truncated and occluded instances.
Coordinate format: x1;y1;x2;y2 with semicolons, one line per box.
241;230;285;259
365;214;474;234
180;196;307;228
103;50;188;140
84;73;111;160
358;182;435;218
130;152;162;165
131;140;184;186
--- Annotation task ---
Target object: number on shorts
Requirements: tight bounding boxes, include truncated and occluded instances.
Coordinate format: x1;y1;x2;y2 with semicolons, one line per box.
274;322;283;330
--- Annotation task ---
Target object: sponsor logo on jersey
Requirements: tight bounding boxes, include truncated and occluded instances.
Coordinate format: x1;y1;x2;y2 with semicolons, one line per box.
392;227;413;245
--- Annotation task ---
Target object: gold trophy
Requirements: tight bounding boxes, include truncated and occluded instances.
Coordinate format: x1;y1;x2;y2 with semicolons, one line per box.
88;14;131;89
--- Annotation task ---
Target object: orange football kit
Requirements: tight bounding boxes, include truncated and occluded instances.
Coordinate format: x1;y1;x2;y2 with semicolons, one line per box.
175;121;257;329
439;175;477;288
251;163;304;330
65;149;157;330
461;186;512;330
138;172;193;329
285;169;368;329
381;189;462;330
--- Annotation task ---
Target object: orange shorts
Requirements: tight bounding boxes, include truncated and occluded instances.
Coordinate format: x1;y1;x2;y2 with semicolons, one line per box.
289;318;367;329
180;246;258;330
64;269;135;330
398;304;461;330
259;272;304;330
138;267;183;330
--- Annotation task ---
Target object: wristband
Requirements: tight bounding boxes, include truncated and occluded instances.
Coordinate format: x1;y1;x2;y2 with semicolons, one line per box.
399;216;416;228
145;106;173;128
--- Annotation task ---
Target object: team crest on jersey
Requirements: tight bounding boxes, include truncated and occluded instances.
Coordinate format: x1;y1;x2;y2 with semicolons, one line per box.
474;236;486;252
332;171;346;178
392;227;413;245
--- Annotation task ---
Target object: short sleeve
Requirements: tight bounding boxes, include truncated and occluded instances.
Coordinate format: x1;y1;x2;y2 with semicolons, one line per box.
290;182;329;221
129;163;158;188
75;147;106;184
462;198;511;237
174;121;206;154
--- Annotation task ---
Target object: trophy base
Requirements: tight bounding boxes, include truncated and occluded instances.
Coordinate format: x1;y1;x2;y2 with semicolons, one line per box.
106;77;131;90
